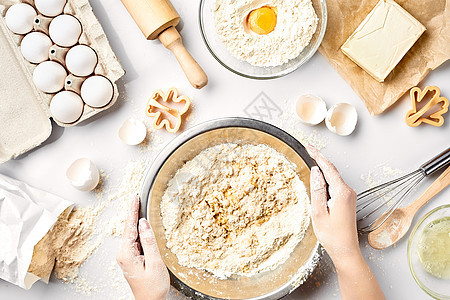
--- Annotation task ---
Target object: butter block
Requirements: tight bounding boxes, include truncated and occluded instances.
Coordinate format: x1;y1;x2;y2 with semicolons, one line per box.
341;0;426;82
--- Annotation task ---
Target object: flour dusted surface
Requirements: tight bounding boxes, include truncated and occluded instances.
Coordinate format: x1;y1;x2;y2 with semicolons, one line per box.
161;143;311;278
214;0;318;67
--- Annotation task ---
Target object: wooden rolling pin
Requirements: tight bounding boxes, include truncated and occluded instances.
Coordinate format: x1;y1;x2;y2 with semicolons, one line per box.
121;0;208;89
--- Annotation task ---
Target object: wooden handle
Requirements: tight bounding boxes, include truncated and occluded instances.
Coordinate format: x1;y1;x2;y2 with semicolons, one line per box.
408;166;450;214
120;0;180;40
159;27;208;89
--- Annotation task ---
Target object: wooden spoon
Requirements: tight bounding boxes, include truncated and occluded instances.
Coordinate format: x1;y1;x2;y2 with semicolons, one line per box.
368;165;450;250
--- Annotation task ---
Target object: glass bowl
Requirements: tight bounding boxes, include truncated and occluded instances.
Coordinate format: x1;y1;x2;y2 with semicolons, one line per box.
408;204;450;299
199;0;327;79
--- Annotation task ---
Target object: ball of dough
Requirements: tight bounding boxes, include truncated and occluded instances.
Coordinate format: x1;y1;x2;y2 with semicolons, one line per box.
65;45;97;77
81;75;113;108
21;32;53;64
33;61;67;93
5;3;37;35
35;0;66;17
50;91;84;123
49;14;82;47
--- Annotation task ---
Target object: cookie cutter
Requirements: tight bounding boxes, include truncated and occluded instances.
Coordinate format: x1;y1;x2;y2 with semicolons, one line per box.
145;88;191;133
405;86;449;127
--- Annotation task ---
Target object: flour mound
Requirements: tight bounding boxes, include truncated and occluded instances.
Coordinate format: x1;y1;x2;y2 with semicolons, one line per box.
161;143;311;278
214;0;318;67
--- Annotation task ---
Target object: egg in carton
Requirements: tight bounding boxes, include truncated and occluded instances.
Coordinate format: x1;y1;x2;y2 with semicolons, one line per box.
0;0;124;163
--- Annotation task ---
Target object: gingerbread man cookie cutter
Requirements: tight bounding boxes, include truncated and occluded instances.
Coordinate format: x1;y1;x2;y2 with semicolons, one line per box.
145;88;191;133
405;86;449;127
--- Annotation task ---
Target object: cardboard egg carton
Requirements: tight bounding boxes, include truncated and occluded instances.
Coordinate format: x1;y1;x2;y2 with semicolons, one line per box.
0;0;125;163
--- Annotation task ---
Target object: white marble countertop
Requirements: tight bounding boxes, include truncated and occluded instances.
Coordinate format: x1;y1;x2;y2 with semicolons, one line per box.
1;0;449;299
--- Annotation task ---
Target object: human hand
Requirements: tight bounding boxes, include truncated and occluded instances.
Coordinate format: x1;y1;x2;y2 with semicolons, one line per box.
116;196;170;300
306;146;360;266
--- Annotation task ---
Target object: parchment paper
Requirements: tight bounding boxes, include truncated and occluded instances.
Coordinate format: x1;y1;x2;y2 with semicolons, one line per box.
318;0;450;116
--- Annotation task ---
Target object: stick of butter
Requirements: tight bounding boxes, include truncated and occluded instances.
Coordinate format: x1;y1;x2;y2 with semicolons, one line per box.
341;0;426;83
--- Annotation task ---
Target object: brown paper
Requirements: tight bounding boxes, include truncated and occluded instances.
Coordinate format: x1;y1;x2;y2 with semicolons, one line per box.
318;0;450;116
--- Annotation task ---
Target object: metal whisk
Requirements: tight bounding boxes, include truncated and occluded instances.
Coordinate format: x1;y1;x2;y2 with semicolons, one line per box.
357;147;450;234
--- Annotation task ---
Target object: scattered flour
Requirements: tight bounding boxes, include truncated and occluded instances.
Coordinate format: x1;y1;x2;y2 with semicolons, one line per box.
161;143;311;278
138;128;165;153
105;158;150;237
28;206;101;284
53;206;103;282
279;111;328;150
372;230;393;247
214;0;318;67
27;156;154;298
360;165;404;189
360;165;404;207
28;112;323;297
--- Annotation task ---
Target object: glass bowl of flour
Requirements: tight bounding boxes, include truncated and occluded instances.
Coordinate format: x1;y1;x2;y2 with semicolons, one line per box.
140;118;323;300
199;0;327;79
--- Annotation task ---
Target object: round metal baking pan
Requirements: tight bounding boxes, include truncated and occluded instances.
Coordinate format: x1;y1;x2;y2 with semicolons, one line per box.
140;117;323;300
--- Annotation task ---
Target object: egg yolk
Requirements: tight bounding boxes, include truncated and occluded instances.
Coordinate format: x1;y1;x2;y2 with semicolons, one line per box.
247;6;277;35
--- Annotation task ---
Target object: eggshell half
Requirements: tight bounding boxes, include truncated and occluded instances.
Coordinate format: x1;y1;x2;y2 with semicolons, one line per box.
295;94;327;126
325;103;358;136
118;119;147;145
66;158;100;191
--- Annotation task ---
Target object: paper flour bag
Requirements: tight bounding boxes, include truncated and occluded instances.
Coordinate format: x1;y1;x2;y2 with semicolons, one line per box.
0;173;73;289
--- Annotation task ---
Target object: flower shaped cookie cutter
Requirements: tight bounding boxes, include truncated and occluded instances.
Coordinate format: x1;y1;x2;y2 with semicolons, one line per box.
145;88;191;133
405;86;449;127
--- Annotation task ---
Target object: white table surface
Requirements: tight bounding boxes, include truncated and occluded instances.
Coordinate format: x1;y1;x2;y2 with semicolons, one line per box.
1;0;449;299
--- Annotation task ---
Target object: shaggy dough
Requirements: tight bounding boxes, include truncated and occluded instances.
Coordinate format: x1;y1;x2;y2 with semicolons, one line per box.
161;143;311;278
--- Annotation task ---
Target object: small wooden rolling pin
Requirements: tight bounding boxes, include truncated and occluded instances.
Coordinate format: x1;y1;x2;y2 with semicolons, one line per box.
121;0;208;89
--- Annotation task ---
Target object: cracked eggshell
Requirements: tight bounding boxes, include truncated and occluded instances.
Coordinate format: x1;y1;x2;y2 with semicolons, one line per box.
66;158;100;191
118;119;147;145
49;14;82;47
5;3;37;34
65;45;97;77
35;0;66;17
33;61;67;93
20;32;52;64
295;94;327;126
325;103;358;136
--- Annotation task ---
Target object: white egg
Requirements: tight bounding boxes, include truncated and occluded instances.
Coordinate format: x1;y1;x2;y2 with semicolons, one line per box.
65;45;97;77
118;118;147;145
50;91;84;123
33;61;67;93
80;75;113;107
295;95;327;126
49;14;82;47
5;3;37;35
66;158;100;191
35;0;66;17
20;32;52;64
325;103;358;136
